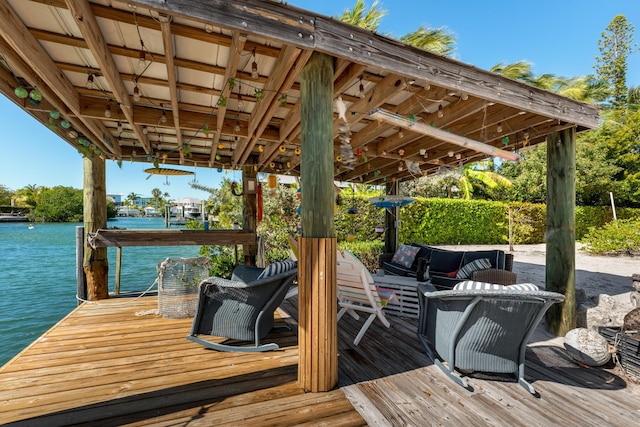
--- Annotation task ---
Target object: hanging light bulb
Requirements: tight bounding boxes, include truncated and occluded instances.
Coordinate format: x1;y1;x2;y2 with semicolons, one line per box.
358;78;365;98
496;122;503;133
448;150;454;157
251;48;259;79
398;148;405;156
117;121;123;133
142;125;148;135
160;106;167;123
455;153;462;160
419;148;427;156
86;74;95;89
104;104;111;118
437;104;444;118
398;129;404;138
138;49;146;67
235;121;241;133
133;85;141;102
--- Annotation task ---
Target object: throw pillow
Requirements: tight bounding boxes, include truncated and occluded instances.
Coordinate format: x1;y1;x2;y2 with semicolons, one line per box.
446;269;459;278
391;244;420;268
257;259;297;280
454;281;504;290
506;283;539;291
456;258;492;279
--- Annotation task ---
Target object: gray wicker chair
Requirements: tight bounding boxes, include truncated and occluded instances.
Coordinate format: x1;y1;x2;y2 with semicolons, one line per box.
417;283;564;394
188;262;297;352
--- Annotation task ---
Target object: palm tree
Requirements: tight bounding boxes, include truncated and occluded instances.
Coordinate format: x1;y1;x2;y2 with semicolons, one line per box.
400;26;456;57
490;61;535;84
15;184;41;207
151;188;162;208
337;0;386;31
457;161;512;200
126;192;138;207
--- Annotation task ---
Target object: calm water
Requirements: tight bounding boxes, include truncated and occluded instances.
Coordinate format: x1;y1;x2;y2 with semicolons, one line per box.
0;217;200;366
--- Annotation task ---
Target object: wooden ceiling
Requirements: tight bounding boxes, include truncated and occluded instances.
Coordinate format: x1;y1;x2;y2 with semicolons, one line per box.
0;0;600;185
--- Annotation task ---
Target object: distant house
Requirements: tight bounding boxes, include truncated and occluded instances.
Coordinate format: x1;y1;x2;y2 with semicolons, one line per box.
117;206;141;217
144;206;162;217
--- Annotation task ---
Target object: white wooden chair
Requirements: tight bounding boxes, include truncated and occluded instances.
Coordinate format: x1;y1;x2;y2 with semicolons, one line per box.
337;249;396;346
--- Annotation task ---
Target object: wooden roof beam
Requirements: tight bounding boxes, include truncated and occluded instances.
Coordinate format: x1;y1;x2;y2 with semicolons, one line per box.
238;48;311;166
233;44;301;166
160;18;185;164
210;31;247;164
0;1;119;156
66;0;152;154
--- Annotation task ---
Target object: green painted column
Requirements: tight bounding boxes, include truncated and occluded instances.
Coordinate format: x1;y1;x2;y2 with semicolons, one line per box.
545;128;576;335
298;52;338;392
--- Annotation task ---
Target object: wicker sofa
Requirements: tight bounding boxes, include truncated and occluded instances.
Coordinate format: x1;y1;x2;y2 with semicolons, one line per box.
428;248;515;289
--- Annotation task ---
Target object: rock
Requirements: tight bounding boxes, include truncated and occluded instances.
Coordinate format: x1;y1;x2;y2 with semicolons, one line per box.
564;328;612;366
577;292;635;329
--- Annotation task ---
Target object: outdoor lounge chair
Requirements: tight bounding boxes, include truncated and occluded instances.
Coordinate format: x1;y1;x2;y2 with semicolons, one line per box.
337;249;396;346
187;260;297;352
417;281;564;394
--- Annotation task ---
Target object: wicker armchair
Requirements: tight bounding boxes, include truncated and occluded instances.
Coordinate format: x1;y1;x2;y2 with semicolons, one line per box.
187;261;297;352
417;282;564;394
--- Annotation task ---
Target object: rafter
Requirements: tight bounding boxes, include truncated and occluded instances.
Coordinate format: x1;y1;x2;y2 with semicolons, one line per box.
0;0;119;156
65;0;152;154
160;17;185;164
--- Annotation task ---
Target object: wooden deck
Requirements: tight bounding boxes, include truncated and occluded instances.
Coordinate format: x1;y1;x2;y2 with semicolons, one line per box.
2;295;640;426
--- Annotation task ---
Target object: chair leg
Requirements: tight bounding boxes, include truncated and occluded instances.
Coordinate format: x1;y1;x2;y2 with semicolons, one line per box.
417;333;472;391
376;310;391;328
338;306;360;321
353;313;376;346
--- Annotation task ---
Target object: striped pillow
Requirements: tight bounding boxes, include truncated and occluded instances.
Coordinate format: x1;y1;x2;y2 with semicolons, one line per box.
507;283;539;291
453;281;504;290
456;258;492;279
257;259;297;280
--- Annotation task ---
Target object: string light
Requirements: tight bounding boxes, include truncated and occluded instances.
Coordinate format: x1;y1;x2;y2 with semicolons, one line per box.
142;126;148;135
138;49;146;67
496;122;503;133
455;153;462;160
133;85;141;102
437;104;444;118
235;121;241;133
447;150;454;157
398;129;404;138
104;104;111;118
358;78;365;98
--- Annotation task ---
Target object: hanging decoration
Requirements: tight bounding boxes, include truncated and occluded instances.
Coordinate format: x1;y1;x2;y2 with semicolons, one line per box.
335;97;356;169
267;174;277;197
257;182;263;222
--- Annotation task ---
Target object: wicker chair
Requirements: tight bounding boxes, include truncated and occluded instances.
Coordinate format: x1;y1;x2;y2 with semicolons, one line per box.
188;261;297;352
417;282;564;394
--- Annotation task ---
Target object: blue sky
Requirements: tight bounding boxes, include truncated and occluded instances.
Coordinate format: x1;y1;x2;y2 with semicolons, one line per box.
1;0;639;199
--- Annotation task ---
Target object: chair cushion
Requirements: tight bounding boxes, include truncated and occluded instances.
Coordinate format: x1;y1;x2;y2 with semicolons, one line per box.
456;258;492;279
454;280;504;290
453;281;540;291
429;249;464;274
257;259;297;280
391;244;420;268
506;283;539;291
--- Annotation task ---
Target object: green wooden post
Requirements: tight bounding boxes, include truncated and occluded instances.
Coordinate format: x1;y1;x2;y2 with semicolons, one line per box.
384;181;398;254
242;164;257;266
83;155;109;300
298;52;338;392
545;128;576;335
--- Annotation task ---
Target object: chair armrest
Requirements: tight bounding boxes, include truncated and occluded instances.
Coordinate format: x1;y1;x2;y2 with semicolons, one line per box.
471;269;517;286
378;252;394;267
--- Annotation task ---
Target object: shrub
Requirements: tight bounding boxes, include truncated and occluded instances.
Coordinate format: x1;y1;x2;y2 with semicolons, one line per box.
339;240;384;272
581;218;640;256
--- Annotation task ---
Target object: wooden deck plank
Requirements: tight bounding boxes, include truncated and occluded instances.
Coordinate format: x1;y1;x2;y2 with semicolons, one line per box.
3;294;640;425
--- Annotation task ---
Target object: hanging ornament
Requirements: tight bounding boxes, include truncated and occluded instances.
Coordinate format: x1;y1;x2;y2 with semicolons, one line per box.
374;225;385;235
14;86;28;99
60;120;71;129
49;109;60;119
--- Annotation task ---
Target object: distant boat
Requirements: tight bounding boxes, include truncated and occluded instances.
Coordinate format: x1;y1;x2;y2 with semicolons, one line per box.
28;224;34;229
0;212;29;223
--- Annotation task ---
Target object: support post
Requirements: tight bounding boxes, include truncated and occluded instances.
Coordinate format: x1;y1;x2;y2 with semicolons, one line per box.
242;164;258;266
75;226;86;305
545;128;576;335
83;155;109;300
384;181;398;254
298;52;337;392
